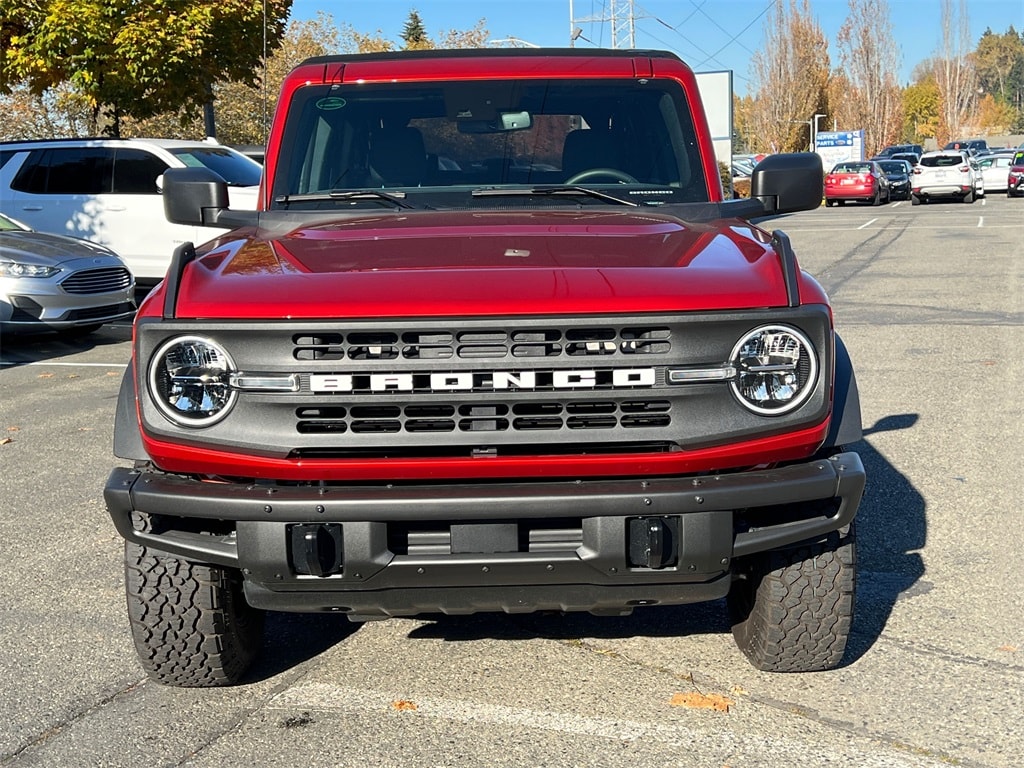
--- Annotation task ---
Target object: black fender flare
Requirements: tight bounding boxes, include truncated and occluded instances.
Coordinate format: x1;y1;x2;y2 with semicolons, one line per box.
113;366;148;460
826;333;863;448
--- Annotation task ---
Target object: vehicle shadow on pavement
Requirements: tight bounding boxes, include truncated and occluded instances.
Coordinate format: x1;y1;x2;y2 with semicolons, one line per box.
409;413;928;670
245;613;362;683
843;413;927;664
0;324;132;367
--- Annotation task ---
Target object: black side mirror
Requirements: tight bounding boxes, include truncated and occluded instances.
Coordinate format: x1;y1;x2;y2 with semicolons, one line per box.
750;153;824;215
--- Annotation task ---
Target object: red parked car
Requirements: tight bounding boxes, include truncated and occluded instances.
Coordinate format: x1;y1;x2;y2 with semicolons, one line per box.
824;160;890;206
1008;151;1024;198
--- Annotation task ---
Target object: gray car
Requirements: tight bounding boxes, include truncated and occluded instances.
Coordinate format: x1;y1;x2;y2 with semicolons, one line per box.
0;212;135;336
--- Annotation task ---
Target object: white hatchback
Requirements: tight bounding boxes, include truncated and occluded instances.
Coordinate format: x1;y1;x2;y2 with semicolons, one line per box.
0;138;261;282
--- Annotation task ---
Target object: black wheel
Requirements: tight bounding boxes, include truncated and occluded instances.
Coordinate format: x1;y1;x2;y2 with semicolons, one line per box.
963;189;974;203
124;514;264;687
728;516;855;673
911;194;921;205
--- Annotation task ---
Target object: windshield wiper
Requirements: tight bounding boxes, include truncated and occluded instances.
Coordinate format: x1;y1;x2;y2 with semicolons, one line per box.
274;190;414;209
471;185;639;207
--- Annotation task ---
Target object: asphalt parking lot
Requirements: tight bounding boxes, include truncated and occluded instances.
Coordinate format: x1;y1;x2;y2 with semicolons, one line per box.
1;194;1021;767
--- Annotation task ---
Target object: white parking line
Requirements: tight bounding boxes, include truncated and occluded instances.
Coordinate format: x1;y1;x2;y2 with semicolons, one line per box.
858;218;877;229
0;361;127;368
978;216;984;227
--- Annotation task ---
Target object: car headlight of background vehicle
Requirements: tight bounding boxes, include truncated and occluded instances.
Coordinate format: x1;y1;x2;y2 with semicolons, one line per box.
148;336;237;427
730;325;818;415
0;262;60;278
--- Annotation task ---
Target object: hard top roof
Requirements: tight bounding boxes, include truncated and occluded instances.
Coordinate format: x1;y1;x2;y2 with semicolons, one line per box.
300;47;685;68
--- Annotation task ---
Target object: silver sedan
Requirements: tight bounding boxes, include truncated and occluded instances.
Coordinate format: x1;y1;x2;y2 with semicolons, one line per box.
0;212;135;336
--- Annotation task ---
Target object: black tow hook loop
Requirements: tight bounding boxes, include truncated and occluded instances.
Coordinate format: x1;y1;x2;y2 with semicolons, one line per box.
290;524;343;577
628;517;680;570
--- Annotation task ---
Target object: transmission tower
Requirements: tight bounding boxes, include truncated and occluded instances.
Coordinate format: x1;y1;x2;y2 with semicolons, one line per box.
569;0;644;49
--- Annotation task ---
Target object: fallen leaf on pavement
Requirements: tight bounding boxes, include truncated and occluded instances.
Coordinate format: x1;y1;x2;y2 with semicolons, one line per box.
0;437;12;445
391;700;418;711
670;692;733;712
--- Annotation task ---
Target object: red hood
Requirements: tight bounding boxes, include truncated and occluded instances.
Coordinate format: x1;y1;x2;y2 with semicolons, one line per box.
171;210;799;319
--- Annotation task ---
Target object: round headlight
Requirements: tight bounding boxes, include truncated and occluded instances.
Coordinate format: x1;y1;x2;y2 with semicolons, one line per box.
730;325;817;415
149;336;237;427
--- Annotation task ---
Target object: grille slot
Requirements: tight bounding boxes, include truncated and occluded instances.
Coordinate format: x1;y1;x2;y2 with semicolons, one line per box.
393;520;583;556
294;399;671;435
293;325;672;361
60;267;132;295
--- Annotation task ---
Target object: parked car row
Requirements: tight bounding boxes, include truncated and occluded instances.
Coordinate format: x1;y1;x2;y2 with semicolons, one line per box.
0;137;262;282
826;147;1024;206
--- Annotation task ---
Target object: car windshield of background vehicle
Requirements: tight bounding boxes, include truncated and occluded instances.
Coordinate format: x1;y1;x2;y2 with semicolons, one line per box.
271;78;710;209
168;147;263;187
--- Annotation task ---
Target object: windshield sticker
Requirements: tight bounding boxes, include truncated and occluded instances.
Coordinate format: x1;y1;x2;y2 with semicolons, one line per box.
316;97;347;111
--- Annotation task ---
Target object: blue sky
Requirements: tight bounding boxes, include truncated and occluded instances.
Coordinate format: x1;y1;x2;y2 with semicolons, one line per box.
289;0;1024;94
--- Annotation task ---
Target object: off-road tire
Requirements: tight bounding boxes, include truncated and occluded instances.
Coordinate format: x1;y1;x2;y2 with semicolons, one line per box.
124;516;264;687
728;517;855;673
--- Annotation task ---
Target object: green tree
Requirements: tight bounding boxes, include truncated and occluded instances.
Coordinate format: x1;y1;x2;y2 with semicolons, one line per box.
901;77;940;142
974;27;1024;104
401;10;429;50
125;11;345;144
0;0;291;137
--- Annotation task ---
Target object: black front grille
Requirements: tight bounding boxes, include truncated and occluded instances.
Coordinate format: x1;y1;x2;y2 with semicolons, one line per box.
64;302;135;321
296;399;670;435
293;325;672;362
61;267;132;295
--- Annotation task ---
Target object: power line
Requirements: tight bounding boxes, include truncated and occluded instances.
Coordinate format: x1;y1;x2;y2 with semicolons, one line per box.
691;0;777;70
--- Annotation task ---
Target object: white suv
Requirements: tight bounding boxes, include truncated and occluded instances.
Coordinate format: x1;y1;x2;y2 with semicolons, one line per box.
0;138;261;282
911;150;977;205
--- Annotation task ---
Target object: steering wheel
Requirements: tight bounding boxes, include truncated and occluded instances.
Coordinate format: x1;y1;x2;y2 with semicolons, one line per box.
564;167;639;185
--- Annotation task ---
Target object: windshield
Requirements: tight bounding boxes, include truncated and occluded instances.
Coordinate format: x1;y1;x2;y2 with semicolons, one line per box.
877;161;907;174
167;146;263;187
271;77;710;209
832;163;872;174
920;154;965;168
0;213;27;231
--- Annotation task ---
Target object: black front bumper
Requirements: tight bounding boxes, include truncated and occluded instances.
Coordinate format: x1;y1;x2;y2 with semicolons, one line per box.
105;452;864;618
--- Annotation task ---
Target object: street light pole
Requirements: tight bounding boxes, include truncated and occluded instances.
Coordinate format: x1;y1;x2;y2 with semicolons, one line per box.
812;113;826;152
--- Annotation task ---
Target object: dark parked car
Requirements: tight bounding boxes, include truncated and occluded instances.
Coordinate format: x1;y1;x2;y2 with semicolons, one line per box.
890;151;921;167
943;139;988;156
0;212;135;336
876;159;913;200
876;143;924;159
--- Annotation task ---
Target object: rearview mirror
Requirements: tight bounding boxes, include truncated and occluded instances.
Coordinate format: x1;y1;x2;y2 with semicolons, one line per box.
458;110;532;134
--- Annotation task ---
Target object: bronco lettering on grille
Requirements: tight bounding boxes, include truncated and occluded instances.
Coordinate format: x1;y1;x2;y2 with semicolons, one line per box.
309;368;657;393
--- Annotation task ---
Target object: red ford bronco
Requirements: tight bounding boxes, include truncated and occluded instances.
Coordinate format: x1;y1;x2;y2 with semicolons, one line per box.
105;48;864;686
